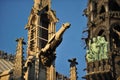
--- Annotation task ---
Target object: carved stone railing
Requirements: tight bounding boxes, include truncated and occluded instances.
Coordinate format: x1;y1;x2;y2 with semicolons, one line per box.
110;11;120;18
85;59;112;80
86;59;110;74
88;11;120;28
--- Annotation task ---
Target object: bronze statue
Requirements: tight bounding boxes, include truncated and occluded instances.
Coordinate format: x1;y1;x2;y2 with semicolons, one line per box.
86;50;94;62
86;36;108;62
91;37;99;60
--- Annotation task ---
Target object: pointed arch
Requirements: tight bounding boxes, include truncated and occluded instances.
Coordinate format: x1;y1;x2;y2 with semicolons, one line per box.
99;5;105;14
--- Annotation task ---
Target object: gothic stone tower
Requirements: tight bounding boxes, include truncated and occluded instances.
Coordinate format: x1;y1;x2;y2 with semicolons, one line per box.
84;0;120;80
24;0;58;80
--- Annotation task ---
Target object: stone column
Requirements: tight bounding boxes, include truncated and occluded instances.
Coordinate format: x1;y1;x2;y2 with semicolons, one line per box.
14;38;26;80
68;58;78;80
47;22;56;80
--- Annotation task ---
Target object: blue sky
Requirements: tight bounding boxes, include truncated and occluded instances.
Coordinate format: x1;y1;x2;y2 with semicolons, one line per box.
0;0;88;79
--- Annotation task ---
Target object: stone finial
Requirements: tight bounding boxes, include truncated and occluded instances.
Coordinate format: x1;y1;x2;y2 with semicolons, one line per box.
68;58;78;67
16;37;26;45
68;58;78;80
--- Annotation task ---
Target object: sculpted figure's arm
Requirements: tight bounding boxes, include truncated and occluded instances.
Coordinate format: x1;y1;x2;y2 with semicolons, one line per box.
86;50;94;62
88;40;91;48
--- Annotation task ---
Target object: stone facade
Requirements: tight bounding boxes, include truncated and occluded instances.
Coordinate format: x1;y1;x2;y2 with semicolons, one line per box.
83;0;120;80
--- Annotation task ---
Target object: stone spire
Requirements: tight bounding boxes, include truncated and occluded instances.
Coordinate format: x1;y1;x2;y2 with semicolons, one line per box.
13;38;26;80
33;0;51;10
68;58;78;80
24;0;58;79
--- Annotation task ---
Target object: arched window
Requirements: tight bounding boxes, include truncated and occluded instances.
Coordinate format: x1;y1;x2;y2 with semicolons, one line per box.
39;13;49;48
99;5;105;14
98;29;104;36
97;29;107;40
